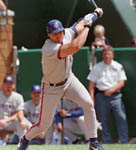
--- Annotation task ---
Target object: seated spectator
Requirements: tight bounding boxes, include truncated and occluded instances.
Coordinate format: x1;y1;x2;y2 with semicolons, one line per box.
0;76;31;145
12;84;56;145
87;46;128;144
54;98;102;144
23;85;45;144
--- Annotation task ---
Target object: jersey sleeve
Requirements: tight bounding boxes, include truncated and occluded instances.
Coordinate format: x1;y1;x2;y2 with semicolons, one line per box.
16;94;24;112
54;112;63;124
24;102;30;114
118;64;127;81
87;65;99;82
66;108;84;118
42;39;62;59
65;28;75;41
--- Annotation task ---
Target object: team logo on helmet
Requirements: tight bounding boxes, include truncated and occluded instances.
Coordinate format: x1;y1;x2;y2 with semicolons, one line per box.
54;22;59;29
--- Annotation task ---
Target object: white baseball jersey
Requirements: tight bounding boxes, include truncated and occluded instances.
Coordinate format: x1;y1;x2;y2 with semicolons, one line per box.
87;60;127;91
24;100;41;124
0;91;24;119
42;28;74;83
0;90;32;139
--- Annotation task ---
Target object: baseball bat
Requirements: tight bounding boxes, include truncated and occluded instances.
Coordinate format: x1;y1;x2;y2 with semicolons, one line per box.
88;0;98;9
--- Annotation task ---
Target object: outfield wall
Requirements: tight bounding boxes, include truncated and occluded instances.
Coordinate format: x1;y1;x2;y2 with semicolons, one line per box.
17;47;136;138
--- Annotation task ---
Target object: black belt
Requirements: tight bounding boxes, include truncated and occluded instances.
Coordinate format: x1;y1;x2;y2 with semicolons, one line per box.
96;88;119;95
49;78;67;87
96;89;105;93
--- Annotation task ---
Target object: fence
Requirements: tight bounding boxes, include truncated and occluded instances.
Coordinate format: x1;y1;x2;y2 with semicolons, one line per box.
17;47;136;138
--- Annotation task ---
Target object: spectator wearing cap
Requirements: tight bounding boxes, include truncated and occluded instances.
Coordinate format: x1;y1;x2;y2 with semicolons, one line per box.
0;76;31;145
22;85;45;144
24;85;41;125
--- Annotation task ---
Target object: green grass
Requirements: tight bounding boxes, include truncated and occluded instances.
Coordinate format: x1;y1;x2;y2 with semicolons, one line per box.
1;144;136;150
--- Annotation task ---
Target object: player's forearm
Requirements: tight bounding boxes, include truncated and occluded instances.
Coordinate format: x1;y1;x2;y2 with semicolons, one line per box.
17;110;25;122
60;27;89;58
73;27;90;49
4;114;17;123
17;111;27;129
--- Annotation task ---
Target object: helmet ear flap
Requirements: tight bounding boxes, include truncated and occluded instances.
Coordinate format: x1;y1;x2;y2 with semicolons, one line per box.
46;19;64;34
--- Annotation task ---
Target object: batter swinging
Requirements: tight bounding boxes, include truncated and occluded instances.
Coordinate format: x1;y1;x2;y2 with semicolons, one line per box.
18;8;104;150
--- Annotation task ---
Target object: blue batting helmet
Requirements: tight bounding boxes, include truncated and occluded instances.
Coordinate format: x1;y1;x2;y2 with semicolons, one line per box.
46;19;64;34
3;76;14;83
31;85;41;93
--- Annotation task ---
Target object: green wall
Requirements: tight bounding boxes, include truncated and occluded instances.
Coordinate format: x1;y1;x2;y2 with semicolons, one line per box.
17;47;136;138
17;50;42;99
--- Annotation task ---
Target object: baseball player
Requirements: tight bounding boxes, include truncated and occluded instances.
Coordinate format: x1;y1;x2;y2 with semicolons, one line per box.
55;98;102;144
24;85;45;144
55;98;90;144
0;76;31;143
18;8;104;150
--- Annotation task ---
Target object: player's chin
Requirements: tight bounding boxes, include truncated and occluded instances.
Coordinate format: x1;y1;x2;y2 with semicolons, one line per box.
56;39;63;43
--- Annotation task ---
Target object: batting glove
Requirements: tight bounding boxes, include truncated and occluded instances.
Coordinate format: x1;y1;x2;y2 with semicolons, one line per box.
84;13;94;28
84;8;103;28
94;8;103;18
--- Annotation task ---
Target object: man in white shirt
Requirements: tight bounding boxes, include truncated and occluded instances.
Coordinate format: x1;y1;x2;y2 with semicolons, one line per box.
87;46;128;144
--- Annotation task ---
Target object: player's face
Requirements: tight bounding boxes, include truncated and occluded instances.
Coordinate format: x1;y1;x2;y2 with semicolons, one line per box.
48;31;64;43
103;50;114;64
3;82;15;96
31;92;41;105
